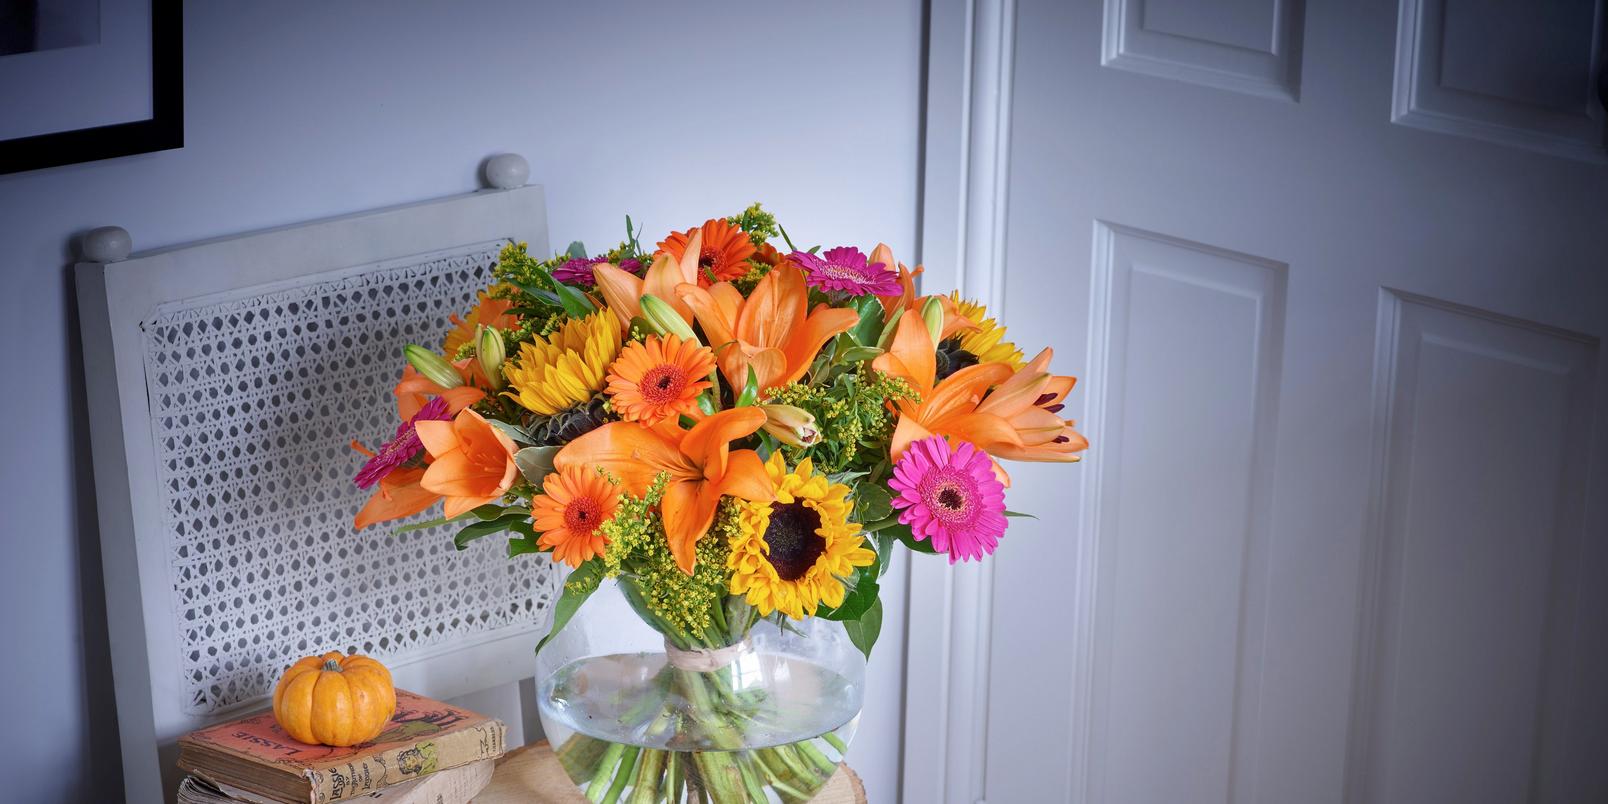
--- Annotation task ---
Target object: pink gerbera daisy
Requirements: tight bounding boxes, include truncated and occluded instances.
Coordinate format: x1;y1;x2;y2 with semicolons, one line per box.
551;256;643;288
789;247;900;296
353;396;451;488
888;435;1008;563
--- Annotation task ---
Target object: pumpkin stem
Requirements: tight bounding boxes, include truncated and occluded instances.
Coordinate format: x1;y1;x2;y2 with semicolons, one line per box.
323;659;343;672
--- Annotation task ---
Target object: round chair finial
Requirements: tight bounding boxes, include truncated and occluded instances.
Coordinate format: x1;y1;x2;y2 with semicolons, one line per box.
82;226;132;262
483;153;530;190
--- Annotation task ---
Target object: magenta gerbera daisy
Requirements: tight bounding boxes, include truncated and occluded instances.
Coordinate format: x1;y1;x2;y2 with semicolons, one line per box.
551;256;643;288
353;396;451;488
789;246;900;296
888;435;1008;563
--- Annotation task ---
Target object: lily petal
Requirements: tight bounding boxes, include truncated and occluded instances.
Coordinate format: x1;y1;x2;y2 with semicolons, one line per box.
680;408;767;481
872;311;936;393
354;468;440;528
554;422;698;494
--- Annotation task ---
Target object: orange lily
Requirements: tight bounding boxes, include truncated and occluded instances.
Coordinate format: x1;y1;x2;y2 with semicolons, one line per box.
868;243;976;339
554;408;774;573
676;264;859;392
442;291;518;355
592;230;703;331
873;312;1015;463
974;347;1089;463
415;409;520;518
394;361;485;420
354;467;440;529
873;313;1087;482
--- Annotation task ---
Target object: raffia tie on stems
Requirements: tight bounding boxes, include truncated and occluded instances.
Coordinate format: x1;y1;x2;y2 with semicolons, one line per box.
664;637;751;672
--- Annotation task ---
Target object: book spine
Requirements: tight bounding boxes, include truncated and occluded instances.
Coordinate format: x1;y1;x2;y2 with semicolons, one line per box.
308;721;507;804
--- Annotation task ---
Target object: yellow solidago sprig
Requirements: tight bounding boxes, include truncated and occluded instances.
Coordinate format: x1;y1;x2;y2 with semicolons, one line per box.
728;453;875;619
764;364;920;474
596;473;734;642
947;292;1025;368
502;310;622;416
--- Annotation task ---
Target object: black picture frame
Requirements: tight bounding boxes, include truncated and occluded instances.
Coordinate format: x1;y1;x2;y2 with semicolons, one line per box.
0;0;182;175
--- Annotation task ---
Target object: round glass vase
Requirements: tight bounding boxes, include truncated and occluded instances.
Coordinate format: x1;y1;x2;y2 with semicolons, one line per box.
535;578;865;803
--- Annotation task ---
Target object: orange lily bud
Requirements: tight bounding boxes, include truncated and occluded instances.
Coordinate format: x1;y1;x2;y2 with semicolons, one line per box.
759;404;821;448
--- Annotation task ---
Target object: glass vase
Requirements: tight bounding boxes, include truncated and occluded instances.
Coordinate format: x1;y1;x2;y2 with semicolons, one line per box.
535;578;865;803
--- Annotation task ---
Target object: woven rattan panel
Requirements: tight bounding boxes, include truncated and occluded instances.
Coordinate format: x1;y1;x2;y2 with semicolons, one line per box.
139;242;558;715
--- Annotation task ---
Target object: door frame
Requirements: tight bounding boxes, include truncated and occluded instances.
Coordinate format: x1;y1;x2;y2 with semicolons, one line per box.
901;1;1031;801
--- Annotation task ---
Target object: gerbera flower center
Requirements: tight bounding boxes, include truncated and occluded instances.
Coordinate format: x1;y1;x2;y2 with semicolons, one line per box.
699;246;721;270
921;469;978;525
563;496;603;536
638;364;688;404
762;502;826;581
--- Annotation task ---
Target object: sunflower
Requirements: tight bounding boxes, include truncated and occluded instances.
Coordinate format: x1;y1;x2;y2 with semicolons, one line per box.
605;334;716;426
502;310;622;416
531;466;621;567
727;453;875;619
947;292;1025;368
657;218;757;285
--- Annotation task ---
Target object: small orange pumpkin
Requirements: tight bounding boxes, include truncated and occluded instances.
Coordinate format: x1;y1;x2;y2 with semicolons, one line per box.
272;652;396;746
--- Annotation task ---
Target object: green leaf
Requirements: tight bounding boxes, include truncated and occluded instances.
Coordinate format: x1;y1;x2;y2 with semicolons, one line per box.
552;281;597;317
851;483;893;523
535;561;604;657
391;503;501;535
844;599;884;659
453;513;530;549
566;241;588;259
506;525;543;557
819;562;880;622
514;446;561;485
511;282;563;308
888;521;940;554
851;296;885;347
837;345;885;364
489;419;535;445
736;366;760;408
1003;510;1038;519
876;532;896;577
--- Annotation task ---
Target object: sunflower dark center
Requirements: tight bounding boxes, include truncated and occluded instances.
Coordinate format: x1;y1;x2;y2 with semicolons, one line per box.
762;502;826;581
934;337;980;381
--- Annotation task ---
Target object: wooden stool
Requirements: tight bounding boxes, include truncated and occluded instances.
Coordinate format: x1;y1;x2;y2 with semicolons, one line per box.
475;742;867;803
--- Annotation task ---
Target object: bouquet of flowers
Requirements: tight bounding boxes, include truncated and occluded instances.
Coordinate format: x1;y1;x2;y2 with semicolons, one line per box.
350;205;1087;802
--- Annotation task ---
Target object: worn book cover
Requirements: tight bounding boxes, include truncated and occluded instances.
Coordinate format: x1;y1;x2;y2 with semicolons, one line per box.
178;689;506;804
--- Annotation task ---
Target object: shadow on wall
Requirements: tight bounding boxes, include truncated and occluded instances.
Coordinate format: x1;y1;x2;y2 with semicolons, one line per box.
64;243;124;801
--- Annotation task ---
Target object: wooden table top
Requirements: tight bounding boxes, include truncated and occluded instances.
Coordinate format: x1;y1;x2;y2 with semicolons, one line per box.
473;741;866;803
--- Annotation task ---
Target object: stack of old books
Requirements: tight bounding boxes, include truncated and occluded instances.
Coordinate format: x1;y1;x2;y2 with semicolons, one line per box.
176;689;505;804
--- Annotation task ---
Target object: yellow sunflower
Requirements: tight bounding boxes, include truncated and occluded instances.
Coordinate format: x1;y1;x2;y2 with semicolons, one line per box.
727;453;876;619
502;310;622;416
948;291;1025;368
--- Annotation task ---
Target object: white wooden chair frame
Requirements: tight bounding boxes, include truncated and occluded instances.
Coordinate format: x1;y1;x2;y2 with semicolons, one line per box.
75;158;557;802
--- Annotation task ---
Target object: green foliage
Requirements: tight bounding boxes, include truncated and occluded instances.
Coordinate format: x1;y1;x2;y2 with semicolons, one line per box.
596;475;735;642
534;559;605;657
764;365;920;474
844;598;884;659
727;202;779;247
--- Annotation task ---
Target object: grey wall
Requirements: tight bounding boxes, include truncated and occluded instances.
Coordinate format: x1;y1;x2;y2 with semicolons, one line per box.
0;2;923;801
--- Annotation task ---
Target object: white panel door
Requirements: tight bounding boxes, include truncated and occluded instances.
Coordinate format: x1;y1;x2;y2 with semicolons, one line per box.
965;1;1608;802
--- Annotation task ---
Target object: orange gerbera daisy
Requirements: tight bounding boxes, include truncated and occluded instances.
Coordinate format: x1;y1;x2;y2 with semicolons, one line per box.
531;465;622;567
657;218;756;286
605;334;716;426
